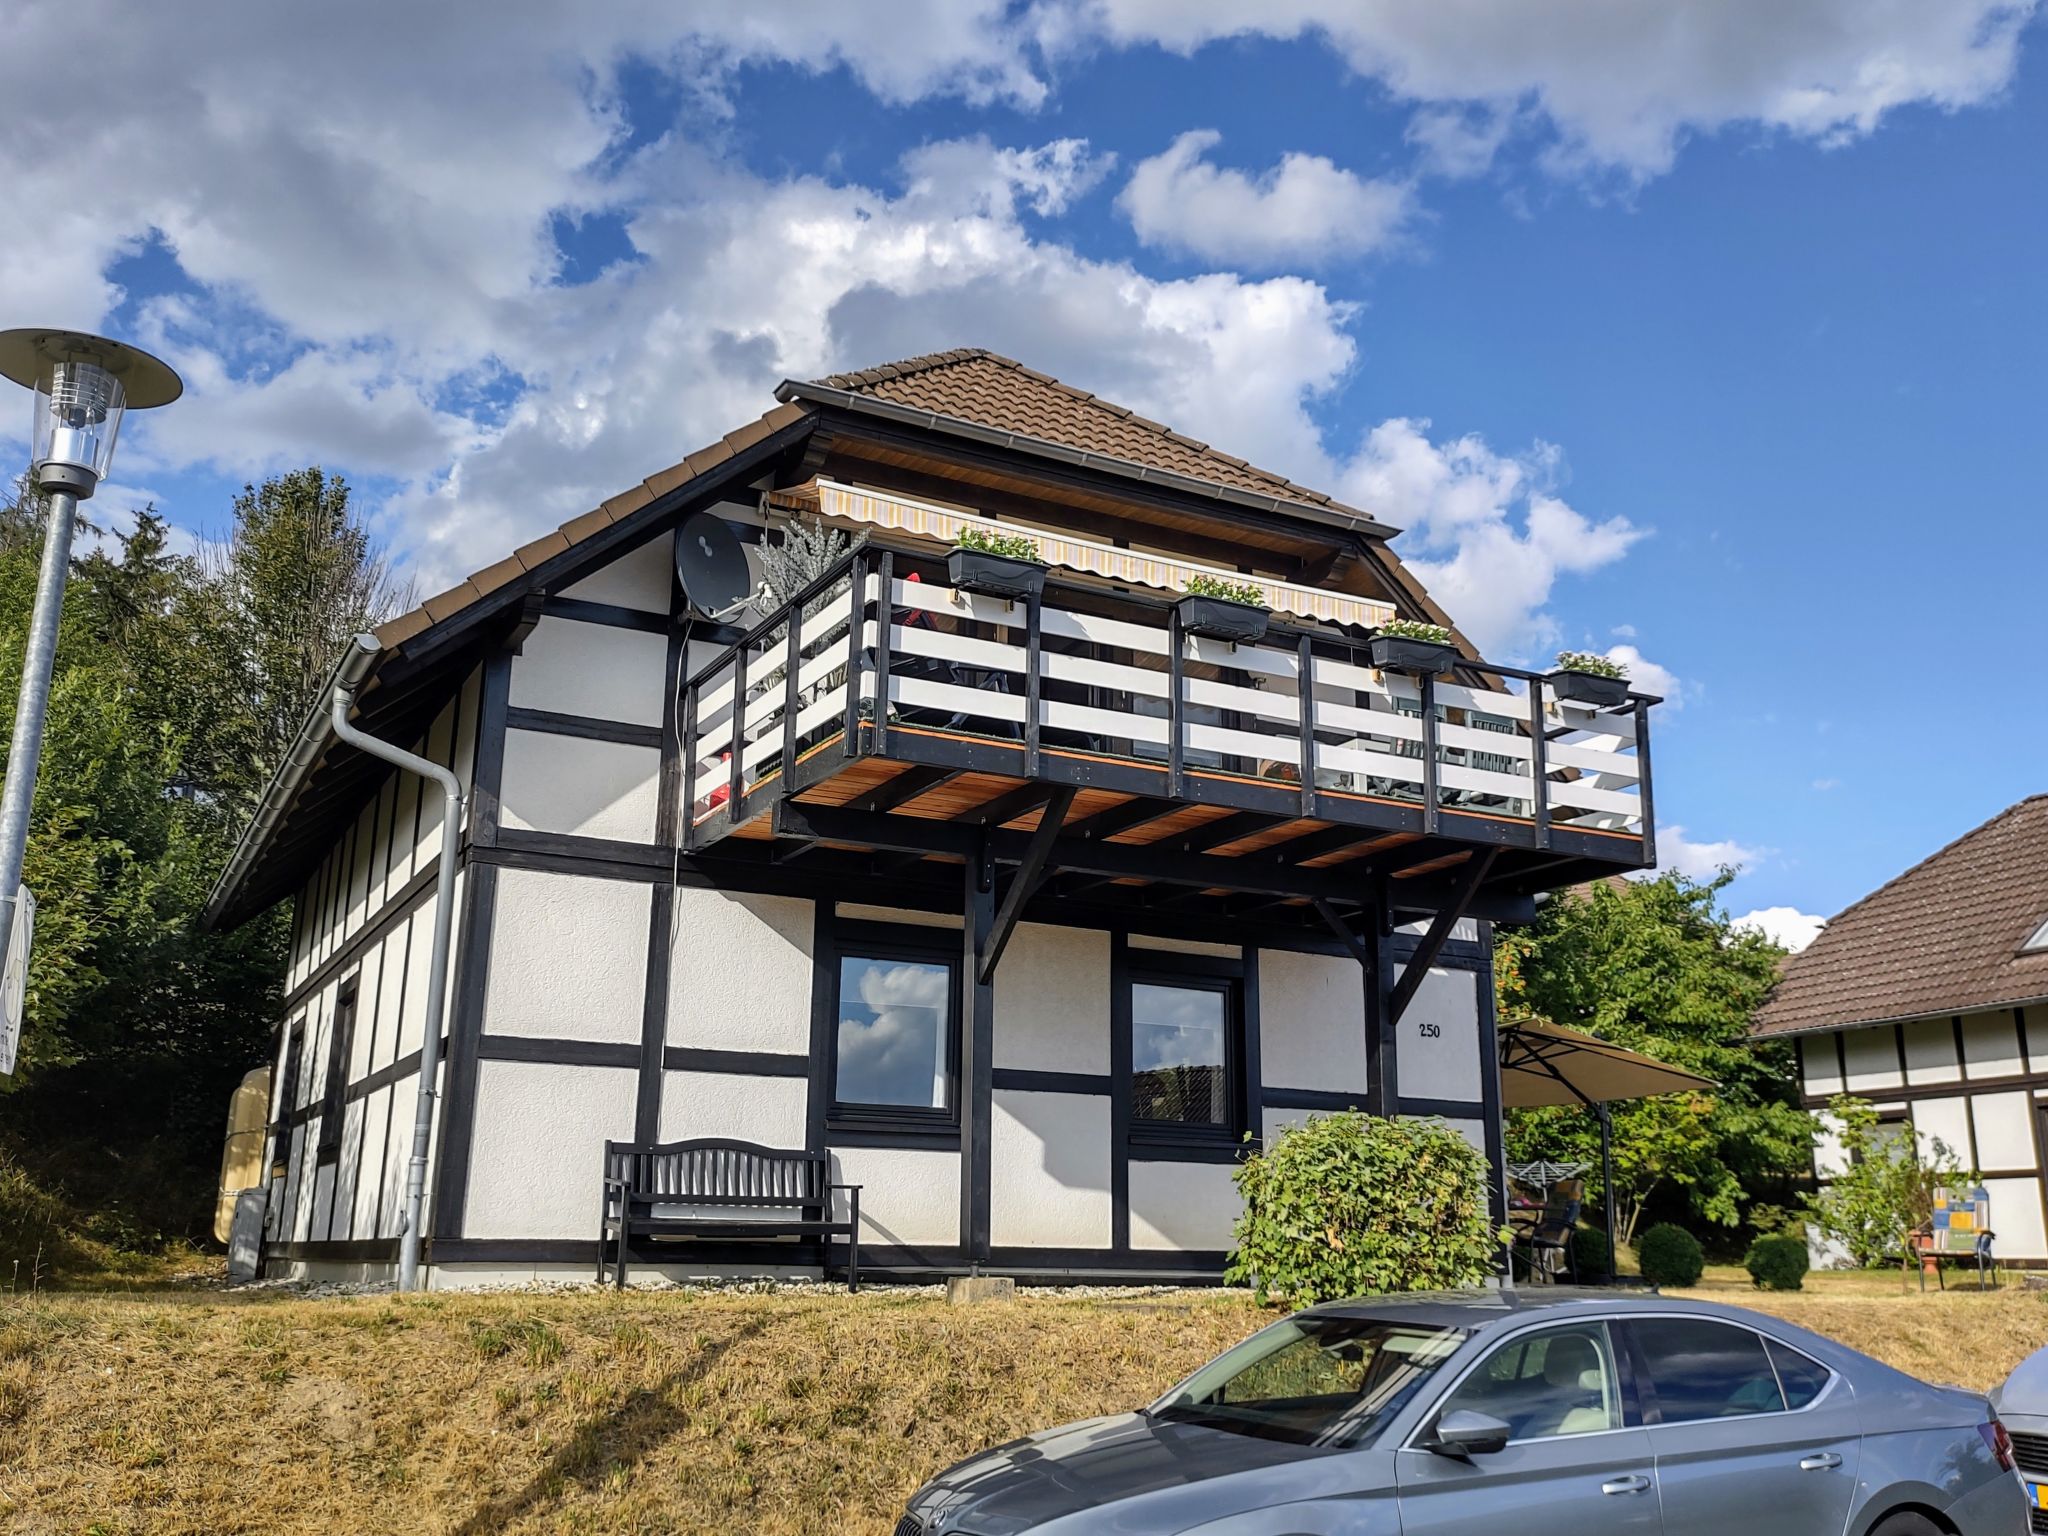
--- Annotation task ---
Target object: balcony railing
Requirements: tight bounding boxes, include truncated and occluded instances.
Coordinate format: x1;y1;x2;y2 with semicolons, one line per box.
680;549;1654;866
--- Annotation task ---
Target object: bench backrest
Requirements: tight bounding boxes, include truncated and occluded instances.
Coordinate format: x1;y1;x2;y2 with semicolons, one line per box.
605;1139;827;1211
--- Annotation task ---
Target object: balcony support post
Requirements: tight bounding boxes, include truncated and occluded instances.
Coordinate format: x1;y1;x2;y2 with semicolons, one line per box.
841;553;865;761
1527;677;1550;850
1634;697;1656;866
727;639;748;819
1166;605;1185;801
961;833;997;1263
873;551;894;756
1025;588;1045;780
977;786;1076;986
779;611;801;790
680;668;700;854
1419;672;1440;836
1296;636;1317;817
1386;848;1498;1027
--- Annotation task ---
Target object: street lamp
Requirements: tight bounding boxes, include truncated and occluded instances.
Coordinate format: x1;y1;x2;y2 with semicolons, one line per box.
0;329;182;1035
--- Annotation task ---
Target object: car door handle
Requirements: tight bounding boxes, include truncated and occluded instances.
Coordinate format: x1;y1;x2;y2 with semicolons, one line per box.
1602;1474;1653;1495
1799;1453;1843;1472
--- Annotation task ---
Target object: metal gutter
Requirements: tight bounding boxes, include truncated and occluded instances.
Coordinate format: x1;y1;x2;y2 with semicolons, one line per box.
775;379;1404;540
201;637;386;930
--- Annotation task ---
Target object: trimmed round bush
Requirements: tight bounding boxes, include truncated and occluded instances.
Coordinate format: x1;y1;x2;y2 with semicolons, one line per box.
1571;1224;1612;1280
1744;1233;1810;1292
1227;1112;1500;1307
1637;1223;1705;1289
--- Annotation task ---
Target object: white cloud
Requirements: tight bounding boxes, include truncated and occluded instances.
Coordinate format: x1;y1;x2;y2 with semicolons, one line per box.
1603;643;1679;705
1651;824;1767;881
1732;906;1828;953
1117;130;1414;267
1333;419;1643;657
1043;1;2036;179
1812;777;1841;792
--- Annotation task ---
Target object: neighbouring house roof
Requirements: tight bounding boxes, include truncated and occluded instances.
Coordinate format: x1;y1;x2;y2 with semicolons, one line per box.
1751;795;2048;1038
205;347;1435;930
786;348;1387;530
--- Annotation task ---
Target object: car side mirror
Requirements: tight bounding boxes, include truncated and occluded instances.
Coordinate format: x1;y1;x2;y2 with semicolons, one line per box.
1429;1410;1512;1458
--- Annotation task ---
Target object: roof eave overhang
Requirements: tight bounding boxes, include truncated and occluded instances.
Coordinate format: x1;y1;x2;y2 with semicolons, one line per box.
1752;989;2048;1042
202;637;385;930
776;378;1404;541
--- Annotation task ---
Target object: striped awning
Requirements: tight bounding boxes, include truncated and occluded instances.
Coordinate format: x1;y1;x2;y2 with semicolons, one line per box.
767;478;1394;631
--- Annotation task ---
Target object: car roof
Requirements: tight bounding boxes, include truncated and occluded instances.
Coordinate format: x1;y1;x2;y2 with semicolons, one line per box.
1300;1287;1800;1333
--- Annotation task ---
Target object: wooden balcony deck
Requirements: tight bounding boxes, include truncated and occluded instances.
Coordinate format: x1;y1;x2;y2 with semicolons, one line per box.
678;551;1656;931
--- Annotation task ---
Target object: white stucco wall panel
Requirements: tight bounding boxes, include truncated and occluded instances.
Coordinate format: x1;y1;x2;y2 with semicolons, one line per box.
509;617;668;727
485;868;650;1044
1814;1111;1848;1178
1902;1019;1961;1086
1971;1090;2035;1171
1983;1177;2048;1260
560;535;673;614
464;1060;639;1239
1842;1027;1904;1094
371;922;412;1072
1257;949;1366;1093
659;1070;808;1147
1962;1011;2025;1079
1128;1160;1240;1252
352;1086;392;1238
1801;1036;1845;1096
994;924;1111;1075
1397;968;1484;1105
501;730;660;845
990;1091;1113;1248
2025;1006;2048;1068
827;1146;960;1247
1912;1095;1973;1166
668;888;813;1054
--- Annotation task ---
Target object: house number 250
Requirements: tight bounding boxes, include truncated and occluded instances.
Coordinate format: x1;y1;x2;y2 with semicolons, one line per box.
1416;1021;1442;1039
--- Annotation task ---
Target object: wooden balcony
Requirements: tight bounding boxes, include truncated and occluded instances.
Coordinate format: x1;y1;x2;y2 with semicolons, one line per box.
678;550;1655;933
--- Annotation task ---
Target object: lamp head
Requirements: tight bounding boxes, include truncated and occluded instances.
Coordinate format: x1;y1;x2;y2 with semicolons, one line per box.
0;329;182;498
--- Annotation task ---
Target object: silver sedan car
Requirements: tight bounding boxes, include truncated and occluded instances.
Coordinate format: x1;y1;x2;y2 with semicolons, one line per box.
900;1289;2023;1535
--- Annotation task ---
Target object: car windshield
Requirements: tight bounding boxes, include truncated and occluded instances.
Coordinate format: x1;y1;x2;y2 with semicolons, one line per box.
1152;1315;1468;1446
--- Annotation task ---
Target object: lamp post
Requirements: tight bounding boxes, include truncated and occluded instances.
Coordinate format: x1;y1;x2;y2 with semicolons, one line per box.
0;330;182;999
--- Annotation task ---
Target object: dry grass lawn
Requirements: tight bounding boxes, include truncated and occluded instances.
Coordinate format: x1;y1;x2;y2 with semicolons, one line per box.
3;1269;2046;1535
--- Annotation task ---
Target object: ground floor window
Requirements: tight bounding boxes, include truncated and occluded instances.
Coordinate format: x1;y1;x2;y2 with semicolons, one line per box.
1127;963;1247;1149
829;934;960;1130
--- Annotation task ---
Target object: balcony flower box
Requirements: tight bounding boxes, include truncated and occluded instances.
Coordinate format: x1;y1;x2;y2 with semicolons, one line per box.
1176;589;1270;645
1369;622;1459;676
1548;668;1630;708
947;530;1047;603
1548;650;1631;708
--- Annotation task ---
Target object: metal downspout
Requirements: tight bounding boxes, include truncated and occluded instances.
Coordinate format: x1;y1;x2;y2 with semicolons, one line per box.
328;633;465;1293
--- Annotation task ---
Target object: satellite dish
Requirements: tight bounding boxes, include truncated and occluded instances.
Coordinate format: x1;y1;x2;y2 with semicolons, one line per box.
674;512;762;620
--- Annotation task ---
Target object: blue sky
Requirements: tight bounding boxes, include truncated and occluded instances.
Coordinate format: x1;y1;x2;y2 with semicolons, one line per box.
3;3;2042;942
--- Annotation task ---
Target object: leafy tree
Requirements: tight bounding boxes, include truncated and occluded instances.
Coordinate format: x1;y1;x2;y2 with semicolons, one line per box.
1499;871;1814;1246
0;467;407;1260
1805;1094;1966;1274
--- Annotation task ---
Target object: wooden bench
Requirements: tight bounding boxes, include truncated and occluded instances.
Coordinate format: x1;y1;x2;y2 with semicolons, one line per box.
598;1139;862;1291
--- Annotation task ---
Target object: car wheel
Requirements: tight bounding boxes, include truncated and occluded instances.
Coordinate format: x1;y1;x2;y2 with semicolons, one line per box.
1867;1514;1942;1536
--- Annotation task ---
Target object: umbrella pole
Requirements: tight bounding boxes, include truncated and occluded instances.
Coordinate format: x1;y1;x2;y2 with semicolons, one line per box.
1598;1102;1617;1285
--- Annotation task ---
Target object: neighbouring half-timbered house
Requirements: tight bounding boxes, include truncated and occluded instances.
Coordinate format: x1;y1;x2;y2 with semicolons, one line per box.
205;349;1660;1287
1753;795;2048;1265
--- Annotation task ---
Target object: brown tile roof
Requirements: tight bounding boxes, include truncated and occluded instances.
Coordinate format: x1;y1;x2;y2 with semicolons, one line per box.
806;348;1374;522
1751;796;2048;1037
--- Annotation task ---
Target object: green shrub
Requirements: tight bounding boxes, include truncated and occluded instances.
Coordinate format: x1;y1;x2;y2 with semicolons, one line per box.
1555;650;1626;679
1227;1113;1501;1307
1570;1224;1611;1279
953;527;1043;563
1637;1223;1705;1289
1376;619;1454;645
1744;1234;1810;1292
1183;573;1266;607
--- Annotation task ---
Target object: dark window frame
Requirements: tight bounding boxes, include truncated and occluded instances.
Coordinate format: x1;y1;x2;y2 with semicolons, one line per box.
1125;954;1250;1154
315;977;360;1165
272;1021;306;1180
825;926;962;1139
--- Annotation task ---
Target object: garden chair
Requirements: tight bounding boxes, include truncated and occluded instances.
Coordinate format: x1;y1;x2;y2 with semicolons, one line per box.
1911;1185;1997;1291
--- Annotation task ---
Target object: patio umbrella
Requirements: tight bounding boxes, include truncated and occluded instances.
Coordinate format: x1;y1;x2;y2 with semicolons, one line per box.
1496;1016;1715;1283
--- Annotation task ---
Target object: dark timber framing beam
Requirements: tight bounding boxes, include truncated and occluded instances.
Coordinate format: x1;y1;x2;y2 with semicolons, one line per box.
978;787;1076;984
961;836;996;1264
848;764;962;814
1386;850;1499;1026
